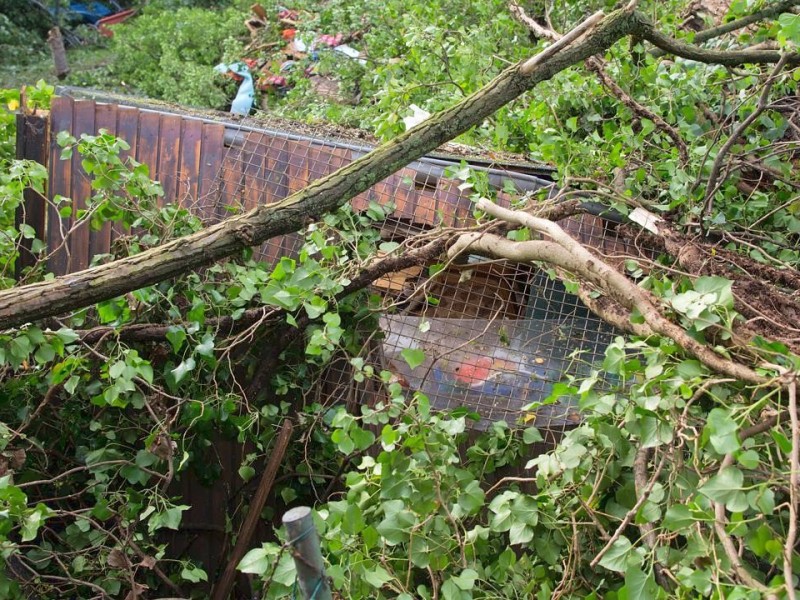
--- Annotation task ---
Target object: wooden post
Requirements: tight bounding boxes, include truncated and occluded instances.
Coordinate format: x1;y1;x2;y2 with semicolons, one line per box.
282;507;332;600
47;27;70;80
211;419;294;600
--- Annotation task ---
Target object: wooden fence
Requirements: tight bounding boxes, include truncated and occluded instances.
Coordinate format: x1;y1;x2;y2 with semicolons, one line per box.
16;94;556;278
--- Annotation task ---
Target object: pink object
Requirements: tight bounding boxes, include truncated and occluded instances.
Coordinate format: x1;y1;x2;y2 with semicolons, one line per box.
97;9;137;38
453;356;493;387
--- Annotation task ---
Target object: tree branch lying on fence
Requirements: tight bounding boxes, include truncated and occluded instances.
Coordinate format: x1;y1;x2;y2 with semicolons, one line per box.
1;7;797;330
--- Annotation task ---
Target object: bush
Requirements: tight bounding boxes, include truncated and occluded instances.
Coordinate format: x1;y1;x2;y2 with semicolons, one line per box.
108;5;247;109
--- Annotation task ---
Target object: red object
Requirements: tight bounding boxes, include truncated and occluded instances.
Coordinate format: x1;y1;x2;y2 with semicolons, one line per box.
282;28;296;40
244;58;258;70
453;356;493;387
97;9;137;38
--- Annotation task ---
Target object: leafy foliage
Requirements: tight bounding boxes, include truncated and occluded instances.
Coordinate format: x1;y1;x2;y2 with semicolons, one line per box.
1;0;800;598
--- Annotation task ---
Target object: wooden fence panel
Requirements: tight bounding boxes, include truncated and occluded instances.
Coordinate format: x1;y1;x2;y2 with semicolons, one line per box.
197;123;225;220
178;119;203;209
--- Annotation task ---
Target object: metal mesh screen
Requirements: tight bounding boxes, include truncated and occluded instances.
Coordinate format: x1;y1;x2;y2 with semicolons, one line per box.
207;116;644;435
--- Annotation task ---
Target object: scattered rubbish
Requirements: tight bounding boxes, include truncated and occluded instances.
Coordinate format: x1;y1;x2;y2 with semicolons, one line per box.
214;62;255;115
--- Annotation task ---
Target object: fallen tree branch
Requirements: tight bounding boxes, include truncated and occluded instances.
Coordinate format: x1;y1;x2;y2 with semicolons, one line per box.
509;2;689;163
0;7;643;330
3;8;796;331
678;0;800;48
448;200;767;384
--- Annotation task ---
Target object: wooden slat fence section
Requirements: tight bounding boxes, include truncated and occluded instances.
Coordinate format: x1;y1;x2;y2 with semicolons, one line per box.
43;100;227;273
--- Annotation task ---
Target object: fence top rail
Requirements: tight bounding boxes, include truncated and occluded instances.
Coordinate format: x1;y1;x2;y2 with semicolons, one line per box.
55;86;556;179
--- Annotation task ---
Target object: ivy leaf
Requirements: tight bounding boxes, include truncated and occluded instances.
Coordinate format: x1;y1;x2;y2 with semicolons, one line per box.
705;408;740;454
363;565;393;588
237;547;270;575
400;348;425;370
699;467;748;512
663;504;694;532
598;537;634;573
457;480;485;514
171;357;196;384
377;500;415;545
451;568;478;590
625;567;659;600
778;12;800;45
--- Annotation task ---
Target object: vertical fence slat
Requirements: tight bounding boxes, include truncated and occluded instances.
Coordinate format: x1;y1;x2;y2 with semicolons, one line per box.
89;103;118;262
136;111;161;185
14;114;48;279
68;100;95;272
218;142;243;220
47;96;74;276
157;113;182;204
242;132;264;212
197;123;225;220
178;119;203;211
112;106;140;247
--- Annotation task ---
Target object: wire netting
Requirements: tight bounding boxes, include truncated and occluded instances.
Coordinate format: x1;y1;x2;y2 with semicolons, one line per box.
210;118;644;435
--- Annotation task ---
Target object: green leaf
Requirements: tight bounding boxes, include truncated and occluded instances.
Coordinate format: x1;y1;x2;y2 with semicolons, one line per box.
699;467;748;512
237;547;270;575
663;504;694;532
598;536;634;573
363;565;393;588
779;12;800;45
181;565;208;583
457;480;485;514
625;567;659;600
377;500;415;545
705;408;740;454
165;327;186;353
451;568;478;590
400;348;425;370
171;357;196;383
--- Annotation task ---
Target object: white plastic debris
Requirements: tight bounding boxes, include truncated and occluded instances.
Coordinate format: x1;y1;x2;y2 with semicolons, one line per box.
629;206;662;234
403;104;431;131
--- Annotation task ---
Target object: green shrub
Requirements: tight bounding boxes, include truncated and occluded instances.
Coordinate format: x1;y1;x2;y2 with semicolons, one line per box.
108;5;247;109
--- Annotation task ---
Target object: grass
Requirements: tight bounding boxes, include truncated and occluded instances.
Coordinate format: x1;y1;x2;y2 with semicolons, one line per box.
0;44;117;91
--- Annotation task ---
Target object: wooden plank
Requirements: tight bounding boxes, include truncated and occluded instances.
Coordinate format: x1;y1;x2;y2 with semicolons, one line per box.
286;139;312;195
157;113;182;204
434;177;465;227
197;123;225;220
111;106;140;245
68;100;95;272
89;103;118;263
115;106;139;162
136;111;161;186
242;132;266;212
217;143;244;221
178;118;203;212
14;114;48;279
47;96;74;276
262;135;291;205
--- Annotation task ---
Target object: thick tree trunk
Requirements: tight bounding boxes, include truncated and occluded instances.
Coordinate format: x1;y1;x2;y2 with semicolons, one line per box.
0;9;644;329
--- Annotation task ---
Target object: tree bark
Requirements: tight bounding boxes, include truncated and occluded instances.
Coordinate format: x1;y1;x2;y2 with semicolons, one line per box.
0;8;644;330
